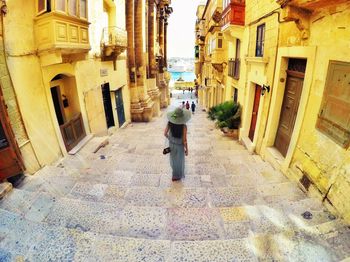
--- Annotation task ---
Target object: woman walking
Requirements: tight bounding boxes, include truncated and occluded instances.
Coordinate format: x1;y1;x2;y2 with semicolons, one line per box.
164;108;191;181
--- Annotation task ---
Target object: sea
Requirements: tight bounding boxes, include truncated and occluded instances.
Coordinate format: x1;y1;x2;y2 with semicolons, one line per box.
170;72;196;82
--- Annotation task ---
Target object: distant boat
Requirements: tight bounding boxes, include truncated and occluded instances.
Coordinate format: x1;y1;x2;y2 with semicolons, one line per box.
176;76;184;81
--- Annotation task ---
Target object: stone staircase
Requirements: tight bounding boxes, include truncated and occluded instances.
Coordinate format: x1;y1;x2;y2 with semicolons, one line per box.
0;107;349;261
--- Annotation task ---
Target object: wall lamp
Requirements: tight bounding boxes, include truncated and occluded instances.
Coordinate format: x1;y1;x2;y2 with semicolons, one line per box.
261;84;270;96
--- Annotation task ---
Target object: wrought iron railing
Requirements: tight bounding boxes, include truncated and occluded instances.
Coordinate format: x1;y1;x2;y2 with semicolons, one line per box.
101;26;127;48
228;58;240;79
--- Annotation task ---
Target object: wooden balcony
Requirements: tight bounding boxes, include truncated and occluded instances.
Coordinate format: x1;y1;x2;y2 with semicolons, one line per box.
222;0;245;27
34;12;90;55
211;49;224;72
276;0;348;11
101;27;127;62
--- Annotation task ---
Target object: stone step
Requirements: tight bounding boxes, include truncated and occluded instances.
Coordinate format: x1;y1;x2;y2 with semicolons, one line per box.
1;189;346;244
0;207;345;261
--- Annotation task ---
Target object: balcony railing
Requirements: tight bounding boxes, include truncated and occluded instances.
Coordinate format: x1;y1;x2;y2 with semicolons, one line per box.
222;0;245;27
101;27;127;61
228;58;240;79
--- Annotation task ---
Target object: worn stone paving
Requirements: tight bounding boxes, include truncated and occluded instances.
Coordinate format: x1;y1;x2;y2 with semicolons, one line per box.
0;94;349;261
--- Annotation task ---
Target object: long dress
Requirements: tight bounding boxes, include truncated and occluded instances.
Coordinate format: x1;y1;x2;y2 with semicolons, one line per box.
169;131;185;180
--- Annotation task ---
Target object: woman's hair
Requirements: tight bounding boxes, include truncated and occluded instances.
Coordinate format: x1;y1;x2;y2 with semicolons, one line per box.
168;122;183;138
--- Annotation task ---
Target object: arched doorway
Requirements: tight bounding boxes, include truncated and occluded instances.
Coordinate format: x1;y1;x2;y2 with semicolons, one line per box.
50;74;86;152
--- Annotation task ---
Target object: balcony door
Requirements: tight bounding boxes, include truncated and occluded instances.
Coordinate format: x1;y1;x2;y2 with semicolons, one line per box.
0;87;24;181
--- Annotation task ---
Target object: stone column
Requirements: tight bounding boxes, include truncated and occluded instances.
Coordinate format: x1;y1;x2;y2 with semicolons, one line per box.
164;17;168;68
147;0;161;116
135;0;154;121
163;16;170;106
126;0;143;121
157;5;168;108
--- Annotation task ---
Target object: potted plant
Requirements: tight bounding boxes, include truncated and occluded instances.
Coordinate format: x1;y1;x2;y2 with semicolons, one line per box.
207;101;241;140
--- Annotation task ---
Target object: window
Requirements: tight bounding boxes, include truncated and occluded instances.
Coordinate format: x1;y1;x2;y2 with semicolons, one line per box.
233;88;238;103
69;0;78;16
255;24;265;57
36;0;87;18
195;46;199;59
38;0;49;14
316;61;350;148
80;0;87;18
218;39;223;49
55;0;66;12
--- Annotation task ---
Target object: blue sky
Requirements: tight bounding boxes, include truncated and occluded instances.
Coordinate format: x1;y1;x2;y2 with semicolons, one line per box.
168;0;203;58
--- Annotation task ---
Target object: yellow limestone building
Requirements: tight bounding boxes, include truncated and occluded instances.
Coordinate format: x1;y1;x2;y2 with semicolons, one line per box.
261;0;350;223
0;0;131;175
195;0;246;111
196;0;350;223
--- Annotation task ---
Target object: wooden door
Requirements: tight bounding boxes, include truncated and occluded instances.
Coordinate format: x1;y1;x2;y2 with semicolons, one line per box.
101;83;115;128
248;85;261;141
0;88;24;181
274;72;304;157
115;89;125;127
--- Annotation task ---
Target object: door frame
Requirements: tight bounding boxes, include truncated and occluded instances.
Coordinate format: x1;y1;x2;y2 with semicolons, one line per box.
0;87;24;180
241;81;266;152
101;83;115;128
248;84;262;142
114;88;126;127
274;71;304;157
262;46;316;172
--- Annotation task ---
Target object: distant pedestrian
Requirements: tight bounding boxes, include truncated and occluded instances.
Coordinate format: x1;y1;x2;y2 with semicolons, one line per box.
191;101;196;114
183;89;185;94
185;101;190;110
181;101;185;109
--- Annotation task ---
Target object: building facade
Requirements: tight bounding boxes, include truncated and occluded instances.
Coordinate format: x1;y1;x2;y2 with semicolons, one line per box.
126;0;172;122
195;0;246;111
0;0;172;179
196;0;350;223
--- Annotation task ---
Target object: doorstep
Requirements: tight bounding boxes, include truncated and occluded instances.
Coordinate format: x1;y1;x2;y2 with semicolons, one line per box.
68;134;94;155
0;182;12;200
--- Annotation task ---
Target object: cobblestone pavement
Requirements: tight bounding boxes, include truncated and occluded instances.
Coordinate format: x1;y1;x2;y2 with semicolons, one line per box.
0;93;349;261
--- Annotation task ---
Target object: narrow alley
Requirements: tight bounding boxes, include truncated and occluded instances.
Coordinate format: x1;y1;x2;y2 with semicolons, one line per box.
0;93;349;261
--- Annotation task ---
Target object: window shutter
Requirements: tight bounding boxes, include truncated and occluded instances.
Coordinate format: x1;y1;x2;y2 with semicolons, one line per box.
316;61;350;148
37;0;48;15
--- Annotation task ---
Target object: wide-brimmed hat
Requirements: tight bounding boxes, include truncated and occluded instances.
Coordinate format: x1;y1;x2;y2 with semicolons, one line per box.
167;107;191;125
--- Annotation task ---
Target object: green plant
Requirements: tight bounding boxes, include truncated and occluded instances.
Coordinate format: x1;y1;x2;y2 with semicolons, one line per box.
207;101;241;129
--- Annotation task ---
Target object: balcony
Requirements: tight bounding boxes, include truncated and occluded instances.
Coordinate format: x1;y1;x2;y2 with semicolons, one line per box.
101;27;127;62
211;49;224;72
222;0;245;28
34;12;90;55
276;0;348;11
